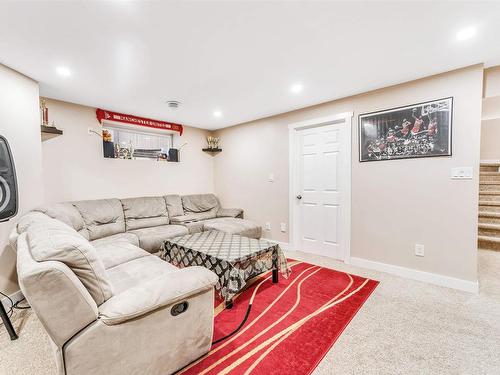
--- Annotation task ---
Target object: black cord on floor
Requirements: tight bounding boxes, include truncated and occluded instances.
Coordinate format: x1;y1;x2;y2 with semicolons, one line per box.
0;291;14;323
0;292;31;326
211;302;253;346
13;298;30;310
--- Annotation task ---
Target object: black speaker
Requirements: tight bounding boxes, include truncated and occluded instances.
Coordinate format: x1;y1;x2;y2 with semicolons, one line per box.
0;136;18;222
168;148;179;162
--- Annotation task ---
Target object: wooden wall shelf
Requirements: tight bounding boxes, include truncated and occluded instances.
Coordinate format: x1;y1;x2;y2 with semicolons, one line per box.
41;125;63;141
202;148;222;154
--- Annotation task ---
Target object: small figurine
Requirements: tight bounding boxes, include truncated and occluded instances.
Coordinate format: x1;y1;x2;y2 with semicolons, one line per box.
206;136;220;149
40;98;49;126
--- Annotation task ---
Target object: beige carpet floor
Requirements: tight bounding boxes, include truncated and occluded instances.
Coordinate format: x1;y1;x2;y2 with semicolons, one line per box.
1;249;499;375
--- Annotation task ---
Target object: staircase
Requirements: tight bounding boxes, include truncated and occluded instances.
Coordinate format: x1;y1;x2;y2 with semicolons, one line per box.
478;163;500;250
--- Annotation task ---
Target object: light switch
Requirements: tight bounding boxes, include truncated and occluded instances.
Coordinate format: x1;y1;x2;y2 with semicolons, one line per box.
415;244;425;257
268;173;274;182
451;167;473;179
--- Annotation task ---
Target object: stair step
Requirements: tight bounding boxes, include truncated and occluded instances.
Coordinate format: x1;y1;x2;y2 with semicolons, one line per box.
479;191;500;195
480;176;500;182
478;223;500;236
478;223;500;230
479;211;500;218
479;194;500;200
478;195;500;202
480;171;500;175
479;205;500;213
478;234;500;244
478;216;500;224
480;183;500;191
478;211;500;225
478;236;500;251
480;165;500;172
479;200;500;206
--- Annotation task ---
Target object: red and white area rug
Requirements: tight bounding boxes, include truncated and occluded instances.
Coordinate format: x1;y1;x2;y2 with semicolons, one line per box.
179;260;378;375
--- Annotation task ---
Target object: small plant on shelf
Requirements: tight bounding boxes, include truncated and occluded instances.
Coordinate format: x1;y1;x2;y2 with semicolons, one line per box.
203;136;222;153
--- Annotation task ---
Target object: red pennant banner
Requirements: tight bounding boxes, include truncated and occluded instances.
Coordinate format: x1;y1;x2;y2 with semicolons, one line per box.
96;109;183;135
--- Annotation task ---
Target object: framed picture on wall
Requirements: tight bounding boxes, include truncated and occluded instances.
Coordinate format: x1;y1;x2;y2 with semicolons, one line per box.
359;97;453;162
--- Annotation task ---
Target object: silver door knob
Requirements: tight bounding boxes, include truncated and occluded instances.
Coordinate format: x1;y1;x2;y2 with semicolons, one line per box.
296;195;302;200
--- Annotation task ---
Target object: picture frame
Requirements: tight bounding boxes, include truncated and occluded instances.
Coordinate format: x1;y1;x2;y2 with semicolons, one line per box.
358;97;453;162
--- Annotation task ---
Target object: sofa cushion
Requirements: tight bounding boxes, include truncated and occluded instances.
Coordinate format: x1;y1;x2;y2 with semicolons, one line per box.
129;225;189;253
106;255;178;294
217;207;244;219
170;212;216;224
165;194;184;217
92;242;149;270
203;218;262;239
182;194;219;218
15;211;54;234
35;203;89;239
26;218;113;305
90;232;139;248
121;196;169;231
183;221;205;234
72;199;125;240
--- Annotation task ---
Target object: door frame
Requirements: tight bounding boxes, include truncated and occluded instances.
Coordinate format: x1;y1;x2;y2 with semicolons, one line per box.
288;112;353;262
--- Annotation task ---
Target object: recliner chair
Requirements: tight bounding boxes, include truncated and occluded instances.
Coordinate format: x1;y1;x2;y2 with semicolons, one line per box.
11;211;218;375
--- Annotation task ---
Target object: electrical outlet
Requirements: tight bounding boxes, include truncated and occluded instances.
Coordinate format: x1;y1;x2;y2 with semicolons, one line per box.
415;244;425;257
280;223;287;232
265;222;271;231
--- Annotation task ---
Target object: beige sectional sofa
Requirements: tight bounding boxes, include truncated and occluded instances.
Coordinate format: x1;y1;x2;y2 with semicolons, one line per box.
10;194;261;375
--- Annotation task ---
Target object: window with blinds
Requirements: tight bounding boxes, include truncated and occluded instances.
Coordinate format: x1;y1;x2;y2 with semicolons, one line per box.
103;124;173;160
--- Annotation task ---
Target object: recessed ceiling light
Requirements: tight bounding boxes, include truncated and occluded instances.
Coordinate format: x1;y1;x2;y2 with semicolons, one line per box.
290;83;303;94
213;110;222;118
56;66;71;77
456;26;477;41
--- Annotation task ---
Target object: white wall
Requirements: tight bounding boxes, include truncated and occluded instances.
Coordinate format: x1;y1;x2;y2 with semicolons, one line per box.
0;64;44;295
480;119;500;160
214;65;483;284
483;65;500;98
42;99;215;202
480;66;500;161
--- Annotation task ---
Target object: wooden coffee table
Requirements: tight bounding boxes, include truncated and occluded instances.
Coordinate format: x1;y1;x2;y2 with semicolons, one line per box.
161;230;290;308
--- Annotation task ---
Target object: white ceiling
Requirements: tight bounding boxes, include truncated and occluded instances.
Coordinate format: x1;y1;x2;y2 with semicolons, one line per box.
1;1;500;130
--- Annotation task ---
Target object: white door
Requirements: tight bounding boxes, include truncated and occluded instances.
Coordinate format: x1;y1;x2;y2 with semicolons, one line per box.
291;116;350;260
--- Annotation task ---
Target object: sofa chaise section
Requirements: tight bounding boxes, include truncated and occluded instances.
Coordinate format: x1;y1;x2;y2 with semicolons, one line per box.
203;217;262;239
167;194;260;238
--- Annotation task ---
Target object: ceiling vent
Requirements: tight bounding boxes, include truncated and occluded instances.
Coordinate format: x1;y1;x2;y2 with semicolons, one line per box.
166;100;181;109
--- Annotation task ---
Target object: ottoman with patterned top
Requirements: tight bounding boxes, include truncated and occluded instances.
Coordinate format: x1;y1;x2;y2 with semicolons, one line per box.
160;230;290;307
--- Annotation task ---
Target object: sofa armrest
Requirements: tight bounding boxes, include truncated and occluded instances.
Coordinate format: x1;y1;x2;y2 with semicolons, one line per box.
217;208;243;218
98;266;218;325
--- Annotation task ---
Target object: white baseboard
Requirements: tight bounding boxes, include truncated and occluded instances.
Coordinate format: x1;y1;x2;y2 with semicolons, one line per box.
1;289;25;311
261;238;290;252
349;257;479;294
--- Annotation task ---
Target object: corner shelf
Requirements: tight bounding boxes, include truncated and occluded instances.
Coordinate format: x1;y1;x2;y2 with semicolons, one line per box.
202;148;222;154
41;125;63;141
